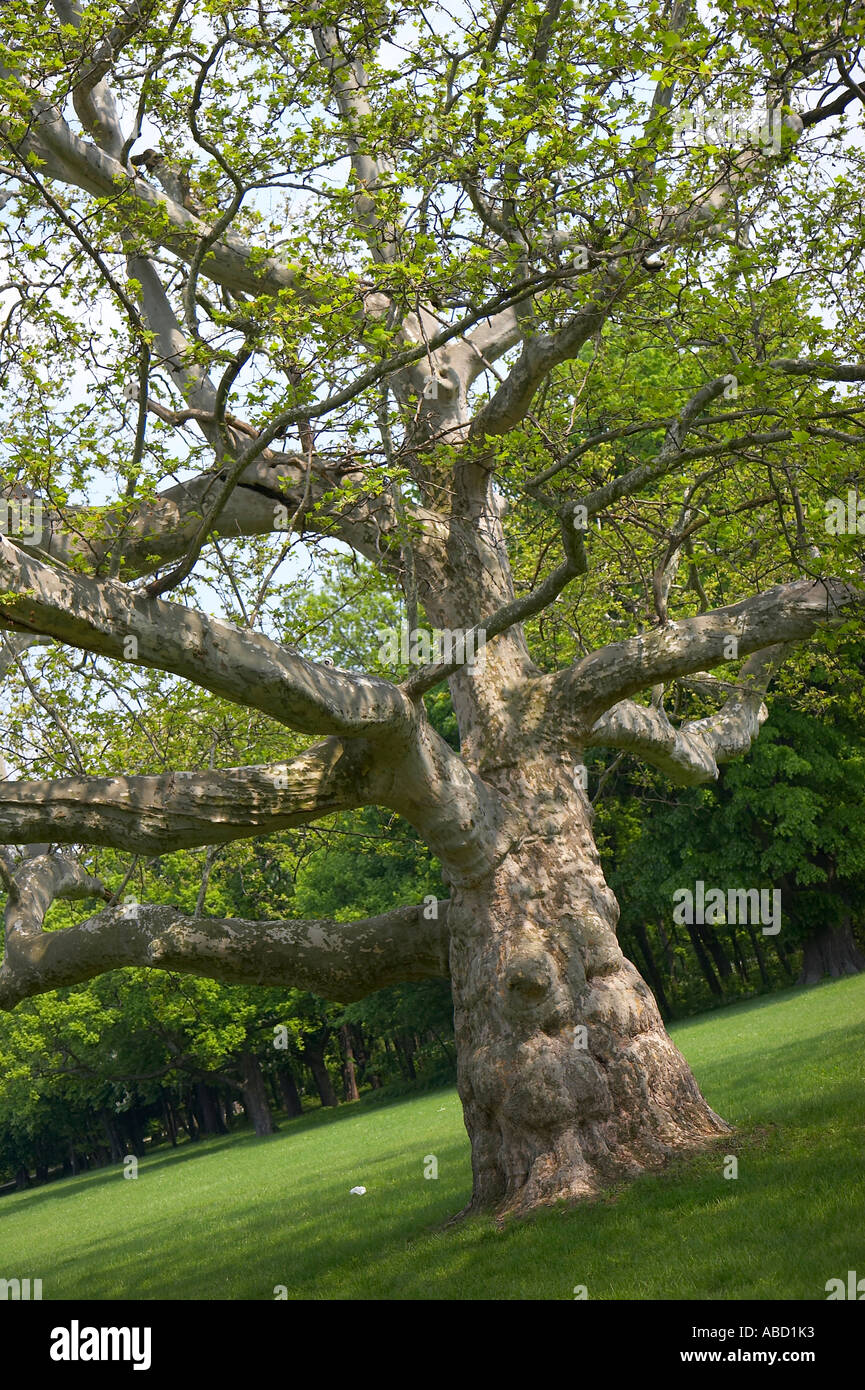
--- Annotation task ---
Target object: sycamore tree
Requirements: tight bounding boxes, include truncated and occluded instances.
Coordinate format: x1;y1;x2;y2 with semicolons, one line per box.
0;0;863;1219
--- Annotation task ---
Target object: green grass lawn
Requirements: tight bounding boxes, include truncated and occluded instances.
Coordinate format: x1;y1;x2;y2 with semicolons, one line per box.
1;975;863;1300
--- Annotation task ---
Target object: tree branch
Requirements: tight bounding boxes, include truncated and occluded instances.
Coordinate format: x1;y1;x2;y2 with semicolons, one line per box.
769;358;865;382
0;880;450;1010
0;741;390;854
462;308;523;381
311;26;399;265
555;578;863;728
3;89;315;300
586;647;787;784
23;448;413;584
3;853;110;942
50;0;148;159
0;537;415;737
469;269;627;437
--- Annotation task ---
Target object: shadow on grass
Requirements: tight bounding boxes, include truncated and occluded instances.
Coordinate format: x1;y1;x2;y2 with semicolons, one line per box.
692;1024;863;1123
35;1131;474;1300
670;975;861;1038
0;1086;461;1217
64;1105;859;1301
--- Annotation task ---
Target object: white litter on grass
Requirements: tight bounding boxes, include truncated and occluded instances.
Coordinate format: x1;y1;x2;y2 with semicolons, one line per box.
349;1186;367;1195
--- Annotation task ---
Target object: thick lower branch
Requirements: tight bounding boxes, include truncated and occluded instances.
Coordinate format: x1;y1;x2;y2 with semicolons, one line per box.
0;538;414;738
24;457;422;588
556;579;863;728
586;649;785;785
4;854;109;939
0;895;450;1010
0;741;389;854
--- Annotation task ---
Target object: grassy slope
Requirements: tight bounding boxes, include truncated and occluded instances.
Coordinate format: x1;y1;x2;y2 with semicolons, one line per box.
1;975;863;1300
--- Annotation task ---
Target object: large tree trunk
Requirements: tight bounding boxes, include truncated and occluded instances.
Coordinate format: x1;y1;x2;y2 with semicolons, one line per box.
240;1052;277;1136
446;754;728;1219
301;1037;338;1108
275;1064;304;1118
195;1082;227;1135
339;1024;360;1102
100;1109;124;1163
799;919;865;985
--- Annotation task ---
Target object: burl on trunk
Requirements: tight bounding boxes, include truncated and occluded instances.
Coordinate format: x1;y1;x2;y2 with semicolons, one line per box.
447;754;727;1218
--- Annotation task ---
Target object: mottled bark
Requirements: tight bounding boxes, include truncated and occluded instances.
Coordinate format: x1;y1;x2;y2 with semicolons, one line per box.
446;752;727;1219
0;889;450;1009
0;537;416;739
